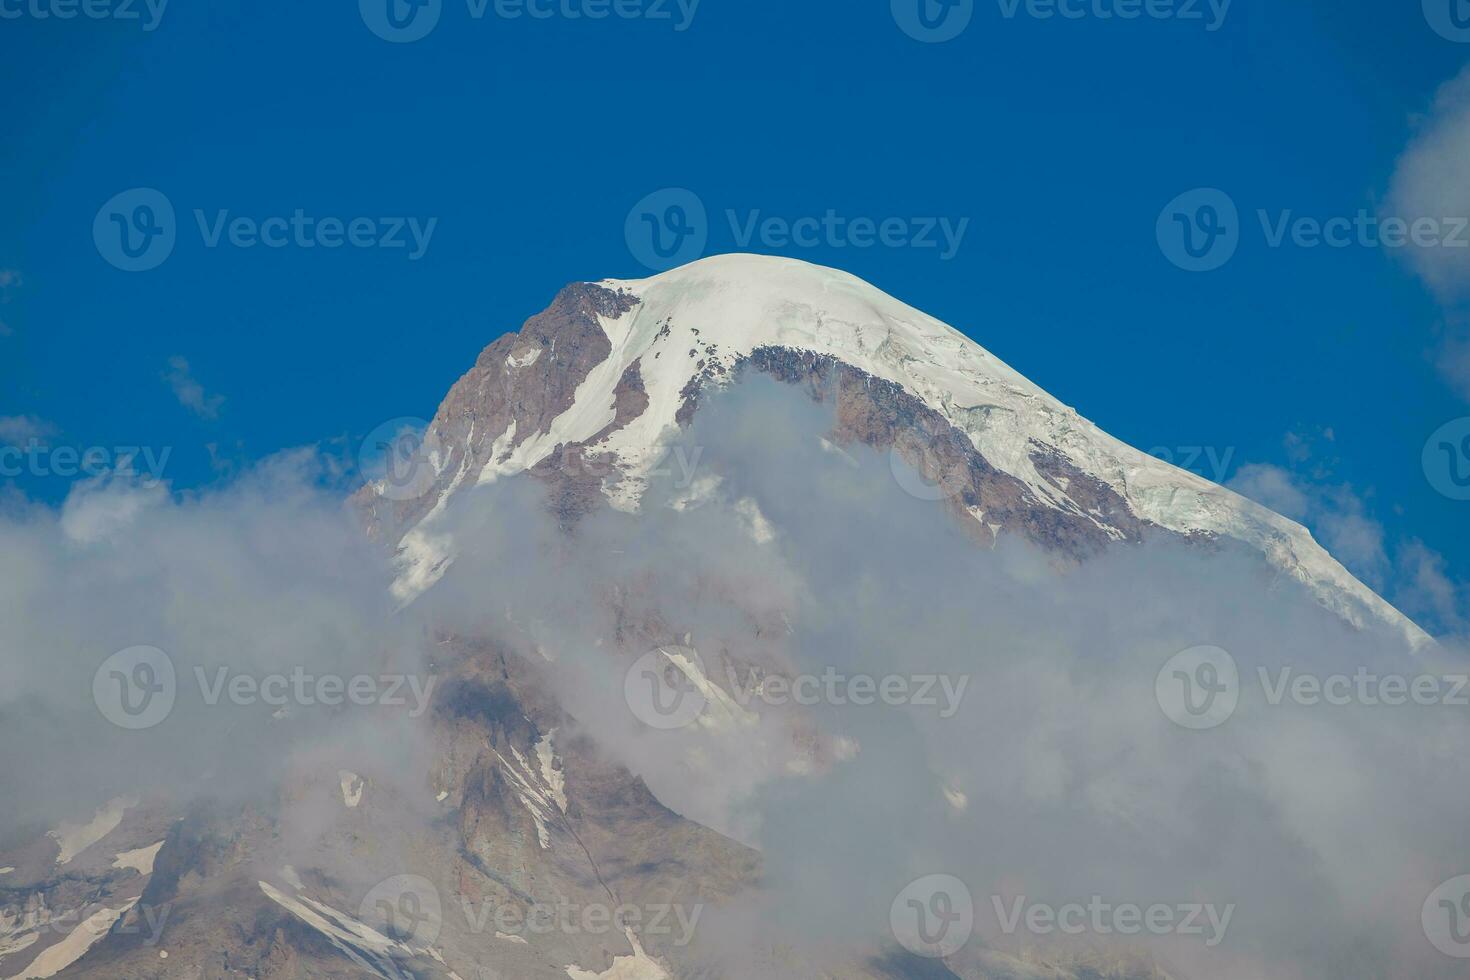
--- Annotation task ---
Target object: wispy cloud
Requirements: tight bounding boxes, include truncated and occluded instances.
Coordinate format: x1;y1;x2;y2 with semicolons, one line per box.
1386;67;1470;403
164;355;225;420
1437;325;1470;402
1230;443;1462;640
1386;66;1470;305
0;414;58;445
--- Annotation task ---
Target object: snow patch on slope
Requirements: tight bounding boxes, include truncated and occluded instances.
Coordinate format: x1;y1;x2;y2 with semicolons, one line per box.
564;928;668;980
48;797;135;865
111;841;164;875
7;900;137;980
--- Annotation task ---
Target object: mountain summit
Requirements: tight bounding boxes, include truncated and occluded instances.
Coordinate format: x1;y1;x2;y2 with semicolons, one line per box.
362;253;1427;649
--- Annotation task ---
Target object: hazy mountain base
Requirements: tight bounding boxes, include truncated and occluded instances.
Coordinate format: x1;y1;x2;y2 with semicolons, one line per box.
0;381;1465;978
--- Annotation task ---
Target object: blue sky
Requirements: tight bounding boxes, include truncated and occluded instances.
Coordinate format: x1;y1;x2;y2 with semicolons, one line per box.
2;0;1468;631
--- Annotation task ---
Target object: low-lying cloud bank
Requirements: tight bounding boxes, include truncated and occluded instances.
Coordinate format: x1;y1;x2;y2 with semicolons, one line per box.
1;378;1467;979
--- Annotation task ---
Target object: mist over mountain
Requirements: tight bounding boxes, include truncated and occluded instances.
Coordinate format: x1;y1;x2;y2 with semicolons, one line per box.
0;257;1466;979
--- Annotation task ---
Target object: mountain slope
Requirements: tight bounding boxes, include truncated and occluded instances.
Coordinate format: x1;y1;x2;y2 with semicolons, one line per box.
360;253;1428;649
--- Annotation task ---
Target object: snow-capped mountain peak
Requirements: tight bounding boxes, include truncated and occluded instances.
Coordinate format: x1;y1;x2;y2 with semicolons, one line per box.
364;253;1429;649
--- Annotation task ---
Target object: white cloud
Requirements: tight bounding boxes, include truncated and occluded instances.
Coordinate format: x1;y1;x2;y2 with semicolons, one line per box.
1438;325;1470;401
164;355;225;420
0;415;58;446
1229;452;1456;634
1385;66;1470;304
59;475;169;545
1396;540;1469;639
1227;462;1310;521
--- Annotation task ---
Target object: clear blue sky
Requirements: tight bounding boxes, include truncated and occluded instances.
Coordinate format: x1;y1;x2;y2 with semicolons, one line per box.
2;0;1466;624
